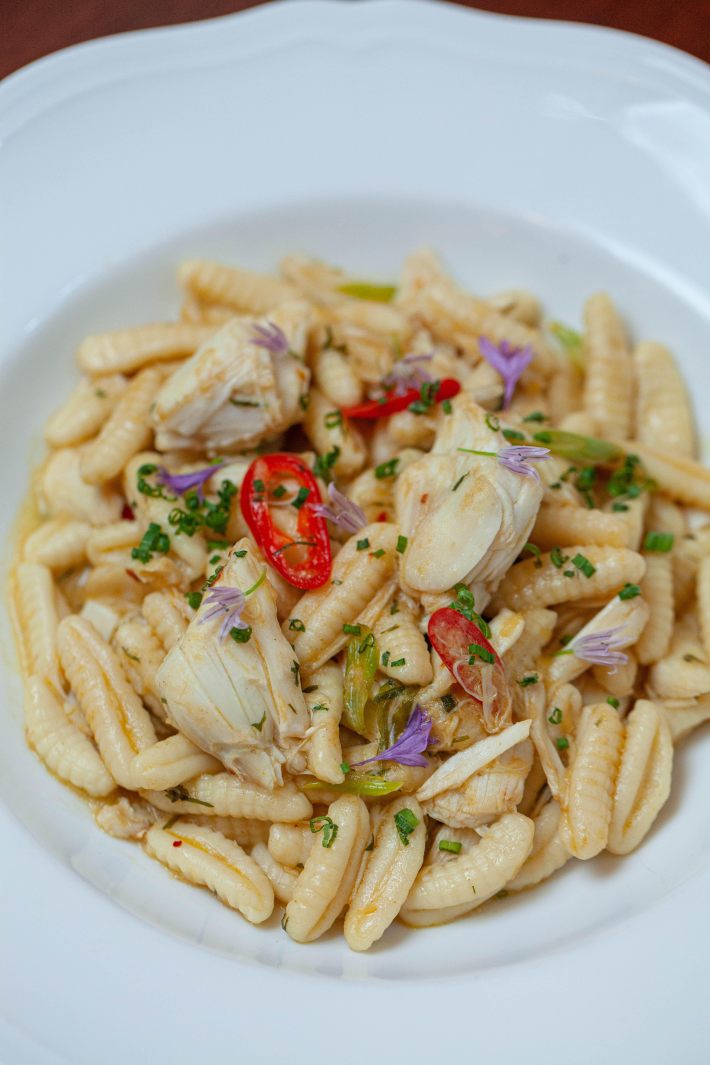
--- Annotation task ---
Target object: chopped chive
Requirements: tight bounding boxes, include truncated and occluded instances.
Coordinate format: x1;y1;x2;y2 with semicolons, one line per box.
502;428;526;443
607;697;620;708
356;538;370;551
612;502;629;512
291;486;310;510
485;413;500;432
394;808;419;845
619;583;641;600
550;546;568;568
452;473;469;492
253;479;265;492
381;650;391;666
374;458;399;480
309;815;338;848
644;531;674;552
442;399;453;414
518;674;539;687
522;542;542;568
468;643;494;664
185;591;203;610
340;761;350;774
371;548;385;558
324;410;343;430
289;618;306;632
230;626;252;644
572;553;596;578
252;712;266;732
343;623;362;636
396;535;408;554
555;736;570;751
272;484;287;499
548;707;563;724
438;839;462;854
523;411;547;423
299;393;310;411
390;657;406;667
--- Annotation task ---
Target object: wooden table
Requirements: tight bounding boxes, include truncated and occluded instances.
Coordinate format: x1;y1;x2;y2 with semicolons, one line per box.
2;0;709;81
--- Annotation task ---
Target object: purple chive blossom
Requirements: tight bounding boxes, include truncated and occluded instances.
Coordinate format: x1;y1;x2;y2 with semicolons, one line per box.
479;337;534;409
251;321;289;356
560;625;629;673
157;462;224;499
458;445;550;481
380;353;433;397
352;706;432;768
200;586;248;640
310;482;367;533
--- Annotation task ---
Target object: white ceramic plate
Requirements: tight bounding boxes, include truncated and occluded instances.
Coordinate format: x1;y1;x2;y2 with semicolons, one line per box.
2;2;710;1062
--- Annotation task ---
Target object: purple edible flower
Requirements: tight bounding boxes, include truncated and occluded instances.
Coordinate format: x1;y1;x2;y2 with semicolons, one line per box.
381;353;433;397
457;444;550;481
200;586;248;640
352;705;432;768
252;321;289;356
310;482;367;533
497;445;550;480
157;462;224;499
562;625;629;673
479;337;534;409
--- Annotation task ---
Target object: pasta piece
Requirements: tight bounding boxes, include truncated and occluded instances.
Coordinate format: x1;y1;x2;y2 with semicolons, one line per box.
143;820;274;924
422;739;533;828
629;444;710;509
287;523;398;668
113;615;169;716
648;612;710;699
178;259;298;314
25;675;115;797
582;292;633;439
310;345;363;408
697;555;710;662
181;816;269;847
487;608;525;657
491;546;645;612
329;299;407;339
77;324;214;375
130;734;221;790
488;288;542;326
608;700;672;855
592;651;638;699
304;661;345;785
373;604;432;686
141;589;192;651
387;409;437;451
634;341;695;457
45;374;127;446
506;799;570;891
416;720;531;801
250;842;299;903
12;562;61;687
285;795;370;942
544;593;649;687
660;695;710;743
344;796;426;951
40;447;122;524
57;615;157;788
141;772;312;821
561;703;624;859
635;554;674;664
268;823;315;868
80;366;163;485
344;468;395;525
399;812;534;926
23;518;91;572
502;607;557;683
531;501;639;551
303;388;367;479
279;254;347;302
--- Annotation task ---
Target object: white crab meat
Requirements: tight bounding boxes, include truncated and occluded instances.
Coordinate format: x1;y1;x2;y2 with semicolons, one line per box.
152;301;311;451
395;394;543;605
156;541;309;788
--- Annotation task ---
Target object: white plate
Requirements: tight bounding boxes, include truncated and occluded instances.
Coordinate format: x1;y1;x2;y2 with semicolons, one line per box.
2;2;710;1062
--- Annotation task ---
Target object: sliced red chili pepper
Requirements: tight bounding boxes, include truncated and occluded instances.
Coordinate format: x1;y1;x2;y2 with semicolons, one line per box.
240;453;331;590
342;378;461;420
428;607;511;731
121;503;135;521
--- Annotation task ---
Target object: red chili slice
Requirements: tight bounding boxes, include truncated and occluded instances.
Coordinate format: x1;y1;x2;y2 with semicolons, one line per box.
240;453;331;590
342;378;461;420
428;607;512;730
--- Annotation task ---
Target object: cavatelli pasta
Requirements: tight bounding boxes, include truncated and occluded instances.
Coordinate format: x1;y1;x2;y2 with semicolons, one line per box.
11;249;709;952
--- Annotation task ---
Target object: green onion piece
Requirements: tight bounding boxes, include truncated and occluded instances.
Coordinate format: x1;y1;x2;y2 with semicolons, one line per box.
619;583;641;600
230;626;252;644
442;399;453;414
607;696;620;709
452;473;469;492
272;484;287;499
337;281;397;303
343;623;362;636
532;429;621;464
299;393;310;411
396;535;408;554
612;502;630;512
371;548;385;558
643;531;674;552
253;478;265;492
550;546;569;568
502;428;526;443
438;839;462;855
522;542;542;567
251;712;266;732
374;458;399;480
340;761;350;775
572;553;596;578
549;321;584;369
342;625;378;733
394;807;420;846
324;410;343;430
292;486;310;510
185;591;203;610
518;674;539;687
302;775;402;798
484;413;500;432
555;736;570;751
313;446;341;483
548;707;563;724
523;411;547;423
468;643;494;664
289;618;306;632
309;815;338;848
390;657;406;668
356;538;370;551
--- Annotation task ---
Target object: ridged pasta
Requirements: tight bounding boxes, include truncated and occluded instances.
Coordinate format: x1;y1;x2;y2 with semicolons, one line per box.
561;703;624;859
140;773;312;822
582;292;633;439
303;661;345;785
178;259;298;314
373;603;432;686
608;700;672;854
634;341;695;457
45;374;127;446
303;387;367;479
493;546;645;612
77;324;214;375
23;518;92;572
506;799;570;891
80;367;163;485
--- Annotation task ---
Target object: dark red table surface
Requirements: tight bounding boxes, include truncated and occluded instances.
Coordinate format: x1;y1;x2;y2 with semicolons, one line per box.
2;0;710;81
